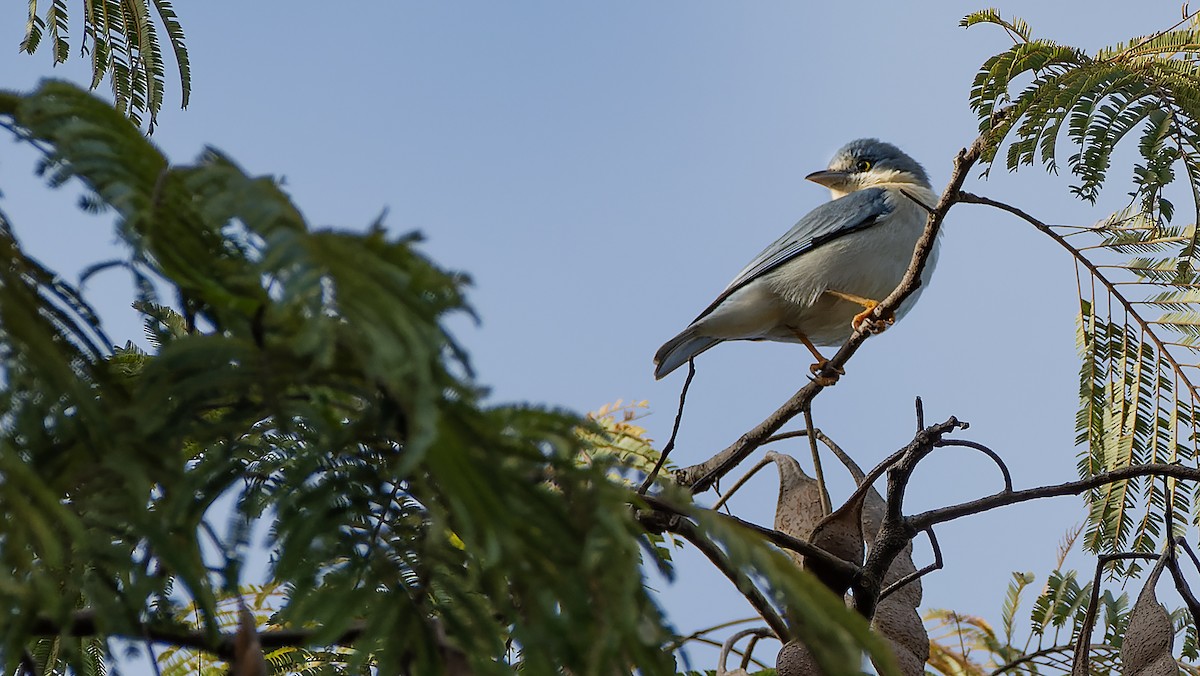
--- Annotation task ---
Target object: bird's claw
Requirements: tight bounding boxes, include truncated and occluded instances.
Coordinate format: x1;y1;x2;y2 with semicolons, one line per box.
808;360;845;386
852;308;894;334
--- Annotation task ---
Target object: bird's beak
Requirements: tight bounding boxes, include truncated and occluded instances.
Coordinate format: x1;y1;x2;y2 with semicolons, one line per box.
805;169;850;188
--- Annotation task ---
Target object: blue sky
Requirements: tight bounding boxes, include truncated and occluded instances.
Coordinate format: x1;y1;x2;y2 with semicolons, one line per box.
1;0;1187;670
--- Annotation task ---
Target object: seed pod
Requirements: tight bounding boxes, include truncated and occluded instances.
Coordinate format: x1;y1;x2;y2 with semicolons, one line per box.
766;451;825;566
776;639;823;676
1122;555;1179;676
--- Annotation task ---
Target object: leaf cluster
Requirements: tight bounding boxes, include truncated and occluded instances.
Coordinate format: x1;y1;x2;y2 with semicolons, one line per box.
0;80;676;674
19;0;190;132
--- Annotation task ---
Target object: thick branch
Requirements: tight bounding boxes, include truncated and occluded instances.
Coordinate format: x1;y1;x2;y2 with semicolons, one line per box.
29;611;364;662
638;494;861;581
909;463;1200;531
675;138;990;495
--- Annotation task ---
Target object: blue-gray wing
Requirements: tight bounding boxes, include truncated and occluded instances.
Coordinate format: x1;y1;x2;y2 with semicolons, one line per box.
693;187;892;321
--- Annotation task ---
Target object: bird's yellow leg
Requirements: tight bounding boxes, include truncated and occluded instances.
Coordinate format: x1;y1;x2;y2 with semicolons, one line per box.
789;328;843;385
825;289;893;333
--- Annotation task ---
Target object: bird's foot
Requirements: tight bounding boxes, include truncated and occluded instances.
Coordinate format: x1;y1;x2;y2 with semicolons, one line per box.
852;305;894;334
808;360;845;386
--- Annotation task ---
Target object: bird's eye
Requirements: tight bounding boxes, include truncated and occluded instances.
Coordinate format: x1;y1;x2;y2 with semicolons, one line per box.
855;160;872;172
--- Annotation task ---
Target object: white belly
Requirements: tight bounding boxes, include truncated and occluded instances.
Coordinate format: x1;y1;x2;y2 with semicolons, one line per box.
692;186;938;346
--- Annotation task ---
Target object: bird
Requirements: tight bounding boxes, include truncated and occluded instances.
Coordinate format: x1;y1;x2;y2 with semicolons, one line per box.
653;138;938;382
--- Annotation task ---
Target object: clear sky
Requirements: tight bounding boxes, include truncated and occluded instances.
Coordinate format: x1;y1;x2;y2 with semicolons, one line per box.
0;0;1186;670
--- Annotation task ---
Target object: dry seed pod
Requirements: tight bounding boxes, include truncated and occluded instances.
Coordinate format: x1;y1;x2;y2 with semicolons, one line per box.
766;451;825;566
805;490;866;595
1122;556;1179;676
839;451;927;675
777;639;823;676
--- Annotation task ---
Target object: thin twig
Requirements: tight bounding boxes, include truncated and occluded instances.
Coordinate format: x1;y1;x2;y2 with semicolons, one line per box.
935;439;1014;492
878;528;943;602
711;456;774;512
718;627;775;676
740;632;768;670
914;396;925;432
639;360;696;494
664;616;762;651
763;430;811;445
957;192;1200;409
804;408;832;515
28;611;366;662
684;635;772;671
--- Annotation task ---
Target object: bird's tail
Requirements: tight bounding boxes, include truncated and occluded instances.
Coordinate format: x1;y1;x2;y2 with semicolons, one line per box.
654;328;720;379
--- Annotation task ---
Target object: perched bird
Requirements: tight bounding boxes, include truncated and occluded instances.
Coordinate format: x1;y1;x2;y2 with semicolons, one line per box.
653;138;938;381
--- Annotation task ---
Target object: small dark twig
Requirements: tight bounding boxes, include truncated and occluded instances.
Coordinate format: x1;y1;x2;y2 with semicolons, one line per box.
909;463;1200;532
1165;483;1200;629
1177;537;1200;574
763;430;811;445
740;632;768;670
935;439;1014;492
914;396;925;432
1168;536;1200;630
719;627;775;676
711;456;774;512
878;528;943;603
639;360;696;494
804;408;832;515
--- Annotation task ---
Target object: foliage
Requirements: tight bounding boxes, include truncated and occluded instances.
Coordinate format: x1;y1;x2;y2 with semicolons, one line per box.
964;9;1200;560
0;79;676;673
0;80;887;674
925;533;1200;675
18;0;190;132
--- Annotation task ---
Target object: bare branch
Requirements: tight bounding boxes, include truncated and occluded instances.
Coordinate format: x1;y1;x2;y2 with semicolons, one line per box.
909;463;1200;531
29;611;365;662
639;360;696;494
804;408;832;515
878;527;942;603
718;627;774;676
935;439;1014;492
638;494;861;581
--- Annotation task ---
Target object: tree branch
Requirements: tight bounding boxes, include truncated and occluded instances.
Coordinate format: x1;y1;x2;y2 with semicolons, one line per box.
637;494;861;582
908;463;1200;531
28;611;365;662
668;519;790;641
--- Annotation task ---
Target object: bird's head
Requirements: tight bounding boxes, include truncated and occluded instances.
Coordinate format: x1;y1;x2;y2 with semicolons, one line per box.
805;138;930;199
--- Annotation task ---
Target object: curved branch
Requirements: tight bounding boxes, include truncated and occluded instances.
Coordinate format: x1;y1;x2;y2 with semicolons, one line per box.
957;191;1200;406
935;439;1014;492
877;527;942;603
718;627;774;676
